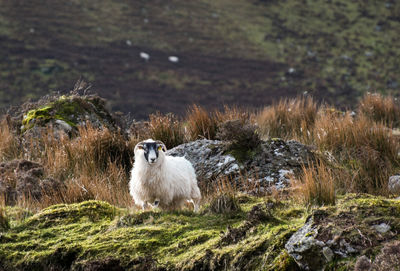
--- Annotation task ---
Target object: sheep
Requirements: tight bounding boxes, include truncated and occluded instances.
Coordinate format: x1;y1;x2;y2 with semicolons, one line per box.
129;139;201;212
140;52;150;62
168;56;179;63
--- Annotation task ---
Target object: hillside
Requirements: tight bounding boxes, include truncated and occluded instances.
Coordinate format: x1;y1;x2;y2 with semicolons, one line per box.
1;0;400;118
1;91;400;269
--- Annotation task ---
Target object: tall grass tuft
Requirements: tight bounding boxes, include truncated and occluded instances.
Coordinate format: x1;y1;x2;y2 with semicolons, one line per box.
148;112;185;149
256;96;318;140
314;112;399;194
358;92;400;127
293;160;336;206
214;105;252;125
0;116;21;161
186;105;218;141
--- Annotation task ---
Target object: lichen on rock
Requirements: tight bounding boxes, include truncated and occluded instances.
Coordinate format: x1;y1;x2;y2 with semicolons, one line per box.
19;93;118;136
285;194;400;270
167;138;314;192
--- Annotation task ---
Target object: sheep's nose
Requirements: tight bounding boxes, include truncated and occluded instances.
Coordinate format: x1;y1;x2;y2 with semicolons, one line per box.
150;158;156;163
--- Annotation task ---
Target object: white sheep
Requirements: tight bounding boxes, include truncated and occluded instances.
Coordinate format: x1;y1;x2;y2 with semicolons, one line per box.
168;56;179;63
129;139;201;212
140;52;150;62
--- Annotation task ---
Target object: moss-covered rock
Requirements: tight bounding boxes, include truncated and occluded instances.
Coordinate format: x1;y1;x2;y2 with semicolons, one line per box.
20;94;117;134
286;194;400;270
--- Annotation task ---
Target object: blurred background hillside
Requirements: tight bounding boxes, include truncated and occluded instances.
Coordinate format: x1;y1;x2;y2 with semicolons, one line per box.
1;0;399;119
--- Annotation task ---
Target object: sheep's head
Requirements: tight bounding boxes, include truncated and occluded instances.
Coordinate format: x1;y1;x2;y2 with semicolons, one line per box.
134;139;167;165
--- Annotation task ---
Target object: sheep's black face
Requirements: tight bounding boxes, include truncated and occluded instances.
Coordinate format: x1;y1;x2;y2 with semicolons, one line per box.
136;139;166;165
142;142;164;164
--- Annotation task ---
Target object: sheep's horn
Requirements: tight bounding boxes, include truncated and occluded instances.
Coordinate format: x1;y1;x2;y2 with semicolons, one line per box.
156;141;167;152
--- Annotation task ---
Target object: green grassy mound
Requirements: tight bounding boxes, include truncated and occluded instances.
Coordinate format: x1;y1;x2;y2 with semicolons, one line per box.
0;197;304;270
1;194;398;270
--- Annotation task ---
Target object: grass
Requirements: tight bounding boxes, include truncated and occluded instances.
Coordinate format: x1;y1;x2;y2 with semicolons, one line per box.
2;92;400;210
256;96;318;141
292;159;336;206
0;116;20;161
185;104;218;141
256;93;400;198
148;112;185;150
358;92;400;128
0;196;307;270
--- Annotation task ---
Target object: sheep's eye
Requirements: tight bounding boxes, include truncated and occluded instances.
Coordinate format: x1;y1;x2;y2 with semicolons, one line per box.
158;146;163;151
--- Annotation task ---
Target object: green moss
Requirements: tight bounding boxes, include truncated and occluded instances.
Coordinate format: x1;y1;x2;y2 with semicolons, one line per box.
1;194;399;270
0;197;307;270
20;95;107;132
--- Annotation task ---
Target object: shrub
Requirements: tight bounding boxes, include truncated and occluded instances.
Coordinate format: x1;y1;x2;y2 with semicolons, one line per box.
358;92;400;127
148;112;185;149
216;119;261;163
216;119;261;150
256;96;318;140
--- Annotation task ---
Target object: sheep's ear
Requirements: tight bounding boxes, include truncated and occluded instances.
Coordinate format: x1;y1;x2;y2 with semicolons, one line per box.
156;141;167;152
135;142;144;150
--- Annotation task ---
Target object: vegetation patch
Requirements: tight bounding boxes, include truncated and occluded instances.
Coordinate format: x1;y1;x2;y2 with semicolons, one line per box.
0;197;308;270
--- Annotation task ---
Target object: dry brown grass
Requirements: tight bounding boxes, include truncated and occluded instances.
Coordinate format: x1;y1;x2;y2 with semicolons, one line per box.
256;96;318;140
359;92;400;127
1;124;135;210
3;93;400;212
0;116;21;161
313;112;399;194
214;105;252;125
185;105;218;141
292;159;336;206
148;112;185;149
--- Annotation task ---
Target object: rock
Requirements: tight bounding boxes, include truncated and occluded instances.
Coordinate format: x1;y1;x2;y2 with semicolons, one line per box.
167;139;241;182
0;159;64;205
285;195;400;270
388;175;400;194
285;216;327;271
322;246;334;262
21;94;117;133
167;138;314;191
372;223;391;234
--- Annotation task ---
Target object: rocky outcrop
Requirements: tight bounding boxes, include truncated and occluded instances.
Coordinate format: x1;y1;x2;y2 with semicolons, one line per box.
0;159;64;205
20;94;118;136
388;175;400;194
167;138;314;190
285;194;400;270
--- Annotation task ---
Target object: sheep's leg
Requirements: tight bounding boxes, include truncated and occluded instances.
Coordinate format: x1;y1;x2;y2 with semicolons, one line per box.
149;198;160;209
188;198;201;213
141;201;149;211
191;186;202;213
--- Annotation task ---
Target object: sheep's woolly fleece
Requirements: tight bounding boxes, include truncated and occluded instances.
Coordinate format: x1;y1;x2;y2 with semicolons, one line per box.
129;139;201;211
